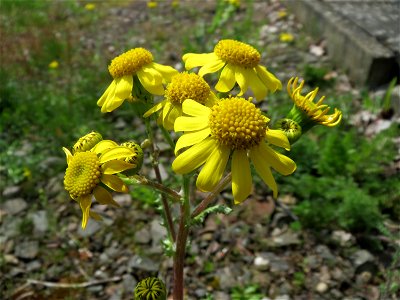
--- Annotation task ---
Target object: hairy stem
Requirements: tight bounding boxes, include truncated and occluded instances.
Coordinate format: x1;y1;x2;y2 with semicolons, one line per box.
191;172;232;218
129;175;181;202
173;176;191;300
145;118;176;242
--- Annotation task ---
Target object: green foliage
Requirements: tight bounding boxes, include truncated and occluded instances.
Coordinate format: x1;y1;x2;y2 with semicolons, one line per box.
303;65;335;88
282;123;399;232
230;284;263;300
190;204;233;226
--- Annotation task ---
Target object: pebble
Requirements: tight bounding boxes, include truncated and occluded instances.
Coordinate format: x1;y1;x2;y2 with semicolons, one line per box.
134;226;151;244
128;255;159;272
31;210;48;233
254;255;270;271
352;249;374;267
2;186;21;198
3;198;27;215
331;230;354;247
77;220;101;237
122;274;137;293
316;282;329;293
15;241;39;259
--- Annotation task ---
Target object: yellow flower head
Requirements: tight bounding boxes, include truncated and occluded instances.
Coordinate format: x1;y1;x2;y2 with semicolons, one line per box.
172;97;296;203
63;140;136;229
287;77;342;127
73;131;103;153
280;33;294;43
84;3;96;10
48;60;59;69
147;1;158;8
182;39;282;101
143;72;217;130
98;48;178;113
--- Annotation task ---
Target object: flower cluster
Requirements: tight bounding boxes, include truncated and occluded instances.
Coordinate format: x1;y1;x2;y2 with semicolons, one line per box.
63;39;343;228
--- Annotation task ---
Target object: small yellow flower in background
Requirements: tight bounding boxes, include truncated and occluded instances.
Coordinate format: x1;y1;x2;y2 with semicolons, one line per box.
63;140;136;229
171;0;179;8
278;9;287;18
144;72;217;130
183;39;282;101
98;48;178;113
226;0;240;7
280;32;294;43
172;97;296;203
48;60;59;69
84;3;96;11
147;1;158;8
287;77;342;127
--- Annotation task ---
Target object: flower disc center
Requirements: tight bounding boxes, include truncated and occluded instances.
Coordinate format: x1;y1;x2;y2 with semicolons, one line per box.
208;97;267;150
165;72;210;104
214;39;261;68
108;48;153;78
64;152;101;199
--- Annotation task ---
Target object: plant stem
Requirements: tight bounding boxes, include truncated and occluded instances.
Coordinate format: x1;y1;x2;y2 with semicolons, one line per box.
191;172;232;218
129;175;181;202
145;118;176;242
173;176;191;300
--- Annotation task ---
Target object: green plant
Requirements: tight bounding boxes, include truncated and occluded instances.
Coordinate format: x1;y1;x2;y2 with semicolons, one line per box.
230;284;263;300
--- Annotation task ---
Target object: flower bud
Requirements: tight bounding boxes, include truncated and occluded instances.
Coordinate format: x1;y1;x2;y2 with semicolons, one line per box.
120;141;143;175
274;118;302;144
134;277;166;300
73;131;103;153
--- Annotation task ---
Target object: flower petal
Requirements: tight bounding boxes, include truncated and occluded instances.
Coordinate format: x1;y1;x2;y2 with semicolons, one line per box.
215;64;236;92
89;210;103;221
182;99;211;117
198;59;225;77
174;115;209;132
175;127;211;154
266;129;291;150
246;68;268;101
151;62;178;83
249;145;278;198
62;147;73;165
101;174;129;193
255;65;282;92
197;144;230;192
165;105;182;130
99;146;135;163
172;137;216;174
232;150;252;204
79;194;92;229
235;67;250;96
93;185;121;207
97;80;116;107
143;100;166;118
92;140;118;155
137;68;164;95
259;142;296;175
183;53;217;70
102;160;134;174
103;75;133;112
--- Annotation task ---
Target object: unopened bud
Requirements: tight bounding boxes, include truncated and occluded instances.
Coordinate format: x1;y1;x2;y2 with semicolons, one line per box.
120;141;143;175
134;277;166;300
73;131;103;153
274;118;302;144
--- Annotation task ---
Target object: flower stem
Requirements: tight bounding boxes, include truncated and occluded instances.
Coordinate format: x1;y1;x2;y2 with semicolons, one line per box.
191;172;232;218
128;175;181;202
145;118;176;242
173;176;191;300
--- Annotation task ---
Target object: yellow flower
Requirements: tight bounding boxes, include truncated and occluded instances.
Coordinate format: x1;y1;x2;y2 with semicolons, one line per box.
171;0;179;8
48;60;59;69
63;140;136;229
182;39;282;101
144;72;217;130
172;97;296;203
278;9;287;18
226;0;240;7
280;33;294;43
84;3;95;10
98;48;178;113
147;1;157;8
287;77;342;127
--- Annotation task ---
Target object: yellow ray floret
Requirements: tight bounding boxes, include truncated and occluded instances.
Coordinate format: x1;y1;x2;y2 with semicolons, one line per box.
172;98;296;204
63;140;136;229
287;77;342;127
182;39;282;101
